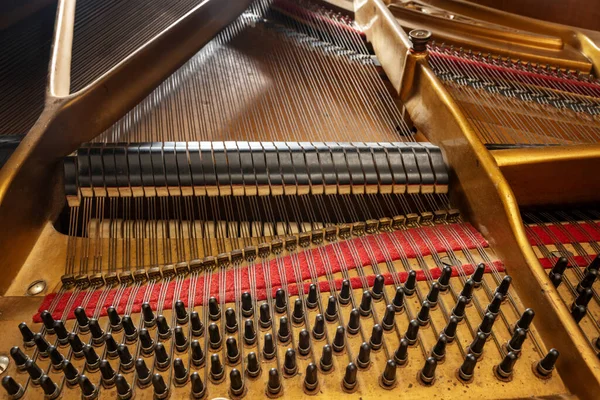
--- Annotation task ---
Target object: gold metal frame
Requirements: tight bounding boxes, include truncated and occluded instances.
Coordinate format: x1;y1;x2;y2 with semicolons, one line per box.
356;0;600;396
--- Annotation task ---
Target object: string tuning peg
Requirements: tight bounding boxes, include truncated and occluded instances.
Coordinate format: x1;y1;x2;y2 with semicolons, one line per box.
495;351;518;380
292;298;304;325
226;337;240;364
325;296;337;322
190;311;204;337
241;292;253;317
404;270;417;295
115;374;132;400
156;315;171;340
40;310;55;333
304;363;319;392
404;319;420;345
83;344;100;371
571;304;586;323
208;323;221;350
333;326;346;352
452;296;468;321
230;369;245;396
515;308;535;332
381;359;397;388
417;301;431;326
468;332;487;359
394;338;409;366
427;282;440;307
478;312;497;337
437;265;452;291
152;373;169;400
275;288;287;313
174;326;189;352
117;344;134;371
139;328;155;355
175;300;189;325
48;345;64;370
34;332;49;357
18;322;35;347
107;306;122;332
68;332;84;358
191;340;205;367
247;352;261;378
443;316;458;343
208;296;221;321
263;333;276;360
339;279;351;305
471;263;485;287
586;254;600;273
495;275;512;299
267;368;282;396
173;358;189;386
210;354;225;383
460;279;475;302
382;304;395;331
278;316;291;344
536;348;559;377
79;374;98;399
284;348;298;376
577;269;598;294
25;359;43;384
392;286;405;312
2;376;24;399
40;375;59;399
306;284;318;309
135;358;152;387
371;274;385;300
486;292;504;315
74;306;90;332
154;342;170;371
244;319;257;345
357;342;371;369
313;314;326;340
431;334;448;361
320;344;333;372
89;318;106;345
298;329;311;356
141;302;155;328
419;357;437;385
343;362;358;391
225;308;237;333
122;315;138;342
190;372;206;399
507;328;527;354
53;321;69;345
259;303;271;328
62;359;80;386
10;347;28;371
359;291;372;316
99;359;116;388
458;353;477;382
104;333;118;358
370;324;383;350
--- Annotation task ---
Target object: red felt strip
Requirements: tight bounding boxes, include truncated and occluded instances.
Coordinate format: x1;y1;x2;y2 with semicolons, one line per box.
35;223;487;322
526;223;600;246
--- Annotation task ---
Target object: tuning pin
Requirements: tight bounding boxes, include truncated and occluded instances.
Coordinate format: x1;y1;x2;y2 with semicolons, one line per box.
209;323;221;350
571;304;587;323
25;359;43;384
89;318;106;345
247;352;261;378
404;270;417;295
209;297;221;320
18;322;35;347
283;348;298;376
472;263;485;287
121;315;138;342
152;373;169;400
53;321;69;346
278;316;291;344
48;345;64;370
392;286;405;312
156;315;171;340
419;357;437;385
394;338;409;366
574;288;594;309
458;353;477;382
427;282;441;306
190;311;204;337
368;325;383;351
141;302;155;328
10;347;28;371
135;358;152;388
304;363;319;392
460;279;475;303
74;306;90;332
345;308;360;335
549;258;568;287
275;288;287;313
382;304;396;331
507;327;527;354
496;351;518;379
191;339;205;367
452;296;468;321
292;298;304;324
79;374;98;399
307;284;319;309
259;303;271;328
154;342;170;371
242;319;256;345
332;326;346;352
174;300;189;325
2;376;24;399
40;310;55;334
226;369;244;397
357;342;371;369
578;269;598;294
115;374;132;400
226;337;240;364
478;312;496;337
417;301;431;326
587;255;600;273
267;368;282;395
174;326;189;352
339;279;351;305
34;332;49;357
298;329;311;356
313;314;326;340
107;306;122;332
495;276;512;299
100;333;116;358
210;354;225;383
241;292;253;317
325;296;338;322
438;265;452;291
100;359;116;388
191;372;206;399
439;316;457;343
486;292;504;315
359;291;372;316
381;359;397;388
343;362;358;391
62;359;80;386
173;358;189;386
431;334;448;361
404;319;420;345
225;308;237;333
263;333;276;360
68;332;84;358
320;344;333;371
116;344;133;371
536;348;559;377
515;308;535;332
40;375;59;399
468;332;487;359
139;328;155;355
83;344;100;371
371;274;385;300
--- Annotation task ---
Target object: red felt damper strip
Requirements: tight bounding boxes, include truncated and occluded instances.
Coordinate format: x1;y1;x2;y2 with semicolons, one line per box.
526;223;600;246
35;223;486;322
